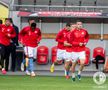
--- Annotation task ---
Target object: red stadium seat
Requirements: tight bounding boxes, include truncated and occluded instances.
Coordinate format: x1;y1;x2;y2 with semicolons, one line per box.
78;47;90;65
37;46;49;64
92;47;105;64
51;46;63;65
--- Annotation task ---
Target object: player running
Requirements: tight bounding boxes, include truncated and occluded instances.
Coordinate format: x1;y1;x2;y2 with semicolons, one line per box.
19;20;41;77
50;23;72;73
20;19;36;72
70;20;89;81
64;23;76;79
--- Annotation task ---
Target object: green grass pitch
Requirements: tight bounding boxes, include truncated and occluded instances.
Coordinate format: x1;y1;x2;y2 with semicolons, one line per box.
0;75;108;90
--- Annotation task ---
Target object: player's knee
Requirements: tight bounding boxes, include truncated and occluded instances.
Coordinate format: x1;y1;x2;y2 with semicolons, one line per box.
71;67;75;72
71;64;75;70
65;65;70;70
80;59;85;65
54;61;58;64
64;64;67;68
80;62;85;66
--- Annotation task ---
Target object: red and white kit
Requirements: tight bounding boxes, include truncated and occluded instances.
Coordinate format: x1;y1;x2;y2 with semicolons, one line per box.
19;26;41;58
0;24;16;46
56;28;69;60
65;31;73;61
70;28;89;62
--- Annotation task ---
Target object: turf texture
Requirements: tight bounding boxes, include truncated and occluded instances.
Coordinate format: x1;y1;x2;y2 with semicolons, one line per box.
0;76;108;90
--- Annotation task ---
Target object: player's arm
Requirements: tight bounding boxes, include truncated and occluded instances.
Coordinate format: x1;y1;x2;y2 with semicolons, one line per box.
79;31;89;46
18;27;27;44
70;31;79;46
64;41;72;46
37;28;41;44
72;41;80;46
64;33;72;46
7;27;16;38
56;31;64;43
83;31;89;45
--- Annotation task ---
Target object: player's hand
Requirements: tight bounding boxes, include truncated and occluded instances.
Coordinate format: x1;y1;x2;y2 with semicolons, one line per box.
83;42;87;46
19;40;25;47
19;40;23;44
79;42;84;46
7;34;11;37
64;41;72;46
2;29;5;33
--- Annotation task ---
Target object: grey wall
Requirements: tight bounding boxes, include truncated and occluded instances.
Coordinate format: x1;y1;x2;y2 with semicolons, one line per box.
20;17;106;34
10;11;20;29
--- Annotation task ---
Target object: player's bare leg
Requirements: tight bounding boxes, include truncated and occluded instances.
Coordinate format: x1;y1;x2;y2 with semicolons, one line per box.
64;61;71;79
71;61;77;81
77;59;85;80
64;61;71;76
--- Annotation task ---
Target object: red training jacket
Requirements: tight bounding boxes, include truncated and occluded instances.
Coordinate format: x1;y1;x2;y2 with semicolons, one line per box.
0;24;16;46
19;26;41;47
70;28;89;52
56;28;69;50
65;31;73;52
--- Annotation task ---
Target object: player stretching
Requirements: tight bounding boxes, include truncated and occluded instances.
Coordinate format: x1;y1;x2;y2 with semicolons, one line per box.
19;21;41;77
70;20;89;81
50;23;72;73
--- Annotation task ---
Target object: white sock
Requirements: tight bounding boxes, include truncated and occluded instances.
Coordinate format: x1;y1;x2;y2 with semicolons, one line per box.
2;68;5;71
31;71;35;73
78;71;81;75
65;70;67;76
72;73;75;78
52;63;54;67
26;70;29;72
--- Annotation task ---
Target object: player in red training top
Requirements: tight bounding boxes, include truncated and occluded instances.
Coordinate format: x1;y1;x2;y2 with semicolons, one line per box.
50;23;72;73
70;20;89;81
0;18;16;74
64;23;76;79
19;20;41;77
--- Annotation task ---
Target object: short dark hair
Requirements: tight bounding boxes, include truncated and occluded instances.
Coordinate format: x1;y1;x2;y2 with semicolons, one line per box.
10;18;13;24
31;22;36;28
66;23;71;27
28;18;35;22
5;18;12;22
76;20;83;23
0;19;3;24
71;21;76;25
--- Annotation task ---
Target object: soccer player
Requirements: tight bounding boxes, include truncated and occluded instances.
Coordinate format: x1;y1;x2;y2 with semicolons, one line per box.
19;20;41;77
50;23;72;73
20;19;36;71
0;18;16;74
70;20;89;81
64;23;76;79
0;19;3;70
